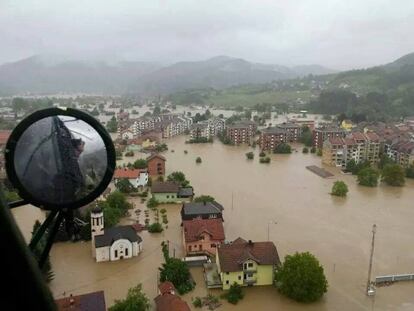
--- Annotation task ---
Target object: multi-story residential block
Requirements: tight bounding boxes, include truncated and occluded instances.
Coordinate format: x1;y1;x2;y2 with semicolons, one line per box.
226;121;257;145
322;132;381;168
216;238;280;290
277;122;302;142
189;117;226;140
386;140;414;168
313;126;346;149
182;218;225;256
259;127;287;151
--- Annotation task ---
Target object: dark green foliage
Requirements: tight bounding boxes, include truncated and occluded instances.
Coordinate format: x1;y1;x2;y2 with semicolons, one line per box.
259;151;266;157
124;151;134;157
275;252;328;303
331;181;348;197
100;191;132;227
310;147;316;154
109;284;150;311
378;154;395;170
31;220;54;283
274;143;292;154
300;126;313;147
406;164;414;179
194;195;215;203
107;116;118;133
196;157;202;163
159;242;194;294
357;167;380;187
146;197;159;209
167;171;190;187
302;147;309;154
116;179;135;193
218;131;233;145
155;143;168;152
193;297;202;308
5;190;20;202
382;164;405;186
224;283;244;304
90;107;99;116
316;149;323;157
260;157;271;163
153;105;161;115
133;159;147;169
148;223;163;233
245;152;254;160
192;109;212;123
345;159;357;174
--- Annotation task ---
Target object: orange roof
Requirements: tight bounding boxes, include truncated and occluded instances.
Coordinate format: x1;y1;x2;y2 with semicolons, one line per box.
114;168;146;179
183;218;225;243
158;281;175;295
0;130;11;145
154;294;190;311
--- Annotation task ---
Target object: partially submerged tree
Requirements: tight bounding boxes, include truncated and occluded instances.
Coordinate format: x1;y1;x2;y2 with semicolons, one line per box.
331;181;348;197
109;284;150;311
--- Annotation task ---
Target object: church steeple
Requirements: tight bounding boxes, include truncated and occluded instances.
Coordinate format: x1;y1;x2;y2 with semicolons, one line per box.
91;204;104;258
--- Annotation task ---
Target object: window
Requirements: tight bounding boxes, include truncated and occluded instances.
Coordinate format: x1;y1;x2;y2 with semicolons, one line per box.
226;280;229;285
166;195;169;198
226;272;229;275
211;244;216;248
125;248;129;256
115;250;118;258
238;276;242;280
189;246;192;251
248;263;253;268
199;245;202;250
243;263;248;269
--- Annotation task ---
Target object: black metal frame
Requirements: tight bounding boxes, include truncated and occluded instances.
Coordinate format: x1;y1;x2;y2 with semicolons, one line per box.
5;107;116;210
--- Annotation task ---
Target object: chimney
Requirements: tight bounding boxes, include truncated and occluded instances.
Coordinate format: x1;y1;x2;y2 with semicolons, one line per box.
248;240;253;245
69;294;75;306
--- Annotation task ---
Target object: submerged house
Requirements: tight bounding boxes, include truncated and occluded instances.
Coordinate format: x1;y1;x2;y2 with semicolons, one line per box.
181;201;224;221
151;181;194;203
216;237;280;290
113;168;148;189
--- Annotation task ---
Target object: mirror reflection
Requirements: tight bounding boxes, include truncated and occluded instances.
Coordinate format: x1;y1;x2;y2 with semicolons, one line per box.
13;115;108;206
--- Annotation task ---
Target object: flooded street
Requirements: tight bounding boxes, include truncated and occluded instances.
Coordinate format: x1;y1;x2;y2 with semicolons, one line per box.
12;135;414;310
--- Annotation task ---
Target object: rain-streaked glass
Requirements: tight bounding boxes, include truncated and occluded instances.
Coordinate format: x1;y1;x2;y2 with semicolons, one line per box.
13;116;108;205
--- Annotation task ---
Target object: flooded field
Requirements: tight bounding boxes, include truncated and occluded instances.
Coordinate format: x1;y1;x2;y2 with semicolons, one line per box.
12;135;414;310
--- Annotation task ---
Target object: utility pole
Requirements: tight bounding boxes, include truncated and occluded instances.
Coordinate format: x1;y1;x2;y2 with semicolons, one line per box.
231;192;234;210
366;224;377;296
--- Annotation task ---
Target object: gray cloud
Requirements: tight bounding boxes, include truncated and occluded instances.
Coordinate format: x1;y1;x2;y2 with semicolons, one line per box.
1;0;414;69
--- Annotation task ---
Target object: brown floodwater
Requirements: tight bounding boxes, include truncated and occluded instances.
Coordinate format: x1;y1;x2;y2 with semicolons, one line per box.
12;135;414;311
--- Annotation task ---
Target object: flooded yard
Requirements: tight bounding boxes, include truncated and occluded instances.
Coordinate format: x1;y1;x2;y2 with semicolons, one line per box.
12;135;414;310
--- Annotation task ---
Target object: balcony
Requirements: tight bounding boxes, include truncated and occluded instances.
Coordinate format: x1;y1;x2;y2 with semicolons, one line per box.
243;267;257;273
243;276;257;285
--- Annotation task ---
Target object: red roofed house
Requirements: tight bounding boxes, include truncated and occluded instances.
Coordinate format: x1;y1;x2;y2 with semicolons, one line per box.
147;153;166;176
154;282;190;311
55;291;106;311
113;168;148;188
183;218;225;256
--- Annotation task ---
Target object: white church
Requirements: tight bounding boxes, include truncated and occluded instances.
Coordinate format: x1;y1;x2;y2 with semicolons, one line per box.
91;206;143;262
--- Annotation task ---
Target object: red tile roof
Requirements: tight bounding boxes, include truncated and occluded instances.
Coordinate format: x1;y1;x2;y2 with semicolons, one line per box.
183;218;225;243
114;168;146;179
158;281;175;295
154;294;190;311
328;137;344;145
364;132;380;142
351;132;366;141
147;153;166;161
217;238;280;272
0;130;11;145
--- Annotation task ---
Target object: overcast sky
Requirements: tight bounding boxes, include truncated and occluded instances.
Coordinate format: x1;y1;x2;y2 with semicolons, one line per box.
1;0;414;70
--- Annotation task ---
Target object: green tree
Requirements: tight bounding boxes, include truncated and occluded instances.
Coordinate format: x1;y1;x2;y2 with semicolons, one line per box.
116;179;135;193
245;152;254;160
382;164;405;186
107;116;118;133
275;252;328;303
310;147;316;154
31;220;54;283
155;143;168;152
406;164;414;179
133;159;147;169
196;157;202;163
146;197;159;209
346;159;357;174
109;284;150;311
316;149;323;156
259;151;266;157
12;97;26;119
302;147;309;154
167;171;190;187
259;157;271;163
274;143;292;154
148;223;163;233
224;283;244;304
153;105;161;115
159;242;194;294
300;126;313;147
357;167;380;187
194;195;215;203
378;154;395;170
106;191;132;212
331;181;348;197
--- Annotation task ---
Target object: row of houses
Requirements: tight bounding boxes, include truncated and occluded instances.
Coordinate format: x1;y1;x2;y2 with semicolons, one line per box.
189;117;226;140
118;112;193;139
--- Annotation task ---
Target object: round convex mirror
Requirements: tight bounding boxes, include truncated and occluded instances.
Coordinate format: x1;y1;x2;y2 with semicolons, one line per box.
5;108;115;210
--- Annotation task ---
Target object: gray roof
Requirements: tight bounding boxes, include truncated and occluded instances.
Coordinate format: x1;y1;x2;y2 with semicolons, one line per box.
178;187;194;197
151;181;180;193
261;127;287;135
95;225;142;248
182;201;224;215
